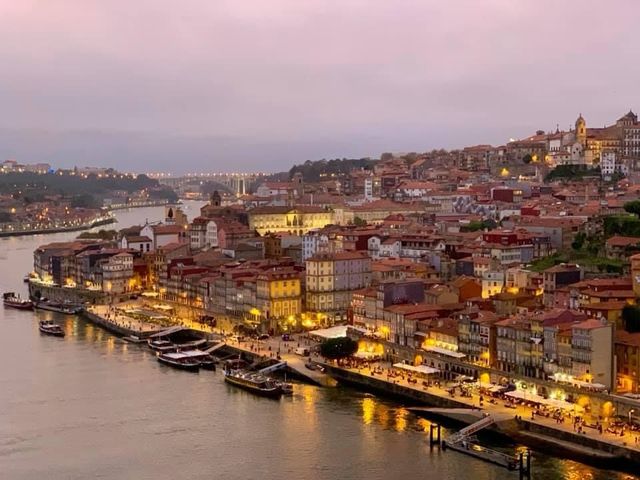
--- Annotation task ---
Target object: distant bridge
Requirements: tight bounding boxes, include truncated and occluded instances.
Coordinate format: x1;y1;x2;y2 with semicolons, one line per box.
150;172;269;196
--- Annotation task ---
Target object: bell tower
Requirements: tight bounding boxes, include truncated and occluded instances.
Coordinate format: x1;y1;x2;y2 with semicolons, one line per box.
575;114;587;147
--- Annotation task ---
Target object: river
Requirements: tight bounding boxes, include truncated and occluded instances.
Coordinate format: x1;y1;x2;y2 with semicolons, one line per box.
0;202;636;480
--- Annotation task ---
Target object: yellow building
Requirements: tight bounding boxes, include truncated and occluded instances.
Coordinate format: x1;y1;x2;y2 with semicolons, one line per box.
256;269;302;320
248;206;334;236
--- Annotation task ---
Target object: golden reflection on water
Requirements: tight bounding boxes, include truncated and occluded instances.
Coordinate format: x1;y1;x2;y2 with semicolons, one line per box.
416;417;431;433
394;407;408;432
106;336;115;354
360;397;411;432
362;397;375;425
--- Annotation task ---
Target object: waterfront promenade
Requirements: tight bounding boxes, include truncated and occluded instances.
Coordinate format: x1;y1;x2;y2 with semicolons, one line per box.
326;360;640;460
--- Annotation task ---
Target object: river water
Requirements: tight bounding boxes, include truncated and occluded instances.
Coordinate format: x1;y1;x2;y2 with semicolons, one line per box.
0;202;636;480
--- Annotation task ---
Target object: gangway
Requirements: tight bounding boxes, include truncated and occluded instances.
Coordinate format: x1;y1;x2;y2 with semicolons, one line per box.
448;414;495;443
442;414;532;478
258;361;287;374
204;342;225;354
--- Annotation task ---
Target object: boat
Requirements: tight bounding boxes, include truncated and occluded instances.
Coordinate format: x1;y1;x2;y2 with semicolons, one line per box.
122;335;147;344
223;368;282;398
148;339;177;352
180;349;217;370
3;292;33;310
35;300;81;315
38;320;65;337
277;380;294;395
157;352;201;372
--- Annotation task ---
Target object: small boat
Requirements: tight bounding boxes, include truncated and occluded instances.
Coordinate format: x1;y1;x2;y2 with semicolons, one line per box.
122;335;147;344
148;339;177;352
223;369;282;398
35;301;81;315
3;292;33;310
157;352;201;372
180;349;217;370
39;320;65;337
277;381;294;395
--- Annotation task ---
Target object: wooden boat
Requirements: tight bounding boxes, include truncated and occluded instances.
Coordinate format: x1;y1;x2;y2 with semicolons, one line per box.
223;369;282;398
157;352;200;372
148;339;177;352
277;381;294;395
3;292;33;310
35;301;81;315
122;335;147;344
39;320;65;337
180;349;217;370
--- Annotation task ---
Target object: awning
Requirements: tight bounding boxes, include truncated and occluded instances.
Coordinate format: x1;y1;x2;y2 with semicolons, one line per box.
353;351;380;359
309;325;367;340
393;363;440;375
505;390;583;412
423;345;466;358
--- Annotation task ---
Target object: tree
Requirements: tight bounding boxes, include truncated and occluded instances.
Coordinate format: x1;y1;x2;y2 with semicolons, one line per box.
353;216;367;227
320;337;358;360
622;305;640;333
624;200;640;218
522;154;533;164
571;232;586;251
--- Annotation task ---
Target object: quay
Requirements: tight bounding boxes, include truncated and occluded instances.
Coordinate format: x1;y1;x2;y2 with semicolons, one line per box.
321;361;640;471
0;215;115;238
78;304;331;386
215;340;333;387
35;295;640;473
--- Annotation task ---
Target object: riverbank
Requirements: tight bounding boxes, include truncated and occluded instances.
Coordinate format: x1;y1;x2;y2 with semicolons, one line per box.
0;216;115;238
321;361;640;471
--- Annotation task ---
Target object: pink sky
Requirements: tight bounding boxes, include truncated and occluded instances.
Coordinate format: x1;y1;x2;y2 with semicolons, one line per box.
0;1;638;171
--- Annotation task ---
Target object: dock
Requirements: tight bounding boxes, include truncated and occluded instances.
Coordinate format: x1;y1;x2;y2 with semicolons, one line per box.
442;414;531;477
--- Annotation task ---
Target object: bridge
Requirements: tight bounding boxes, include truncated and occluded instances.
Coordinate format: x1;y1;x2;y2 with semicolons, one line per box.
150;172;269;196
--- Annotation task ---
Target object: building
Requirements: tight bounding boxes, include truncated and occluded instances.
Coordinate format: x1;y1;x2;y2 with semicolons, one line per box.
248;206;334;236
256;269;302;329
571;318;614;391
97;252;135;294
615;329;640;394
543;264;583;307
305;251;372;323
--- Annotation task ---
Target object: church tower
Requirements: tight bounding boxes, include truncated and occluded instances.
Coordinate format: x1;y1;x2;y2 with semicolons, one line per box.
576;114;587;147
210;190;221;207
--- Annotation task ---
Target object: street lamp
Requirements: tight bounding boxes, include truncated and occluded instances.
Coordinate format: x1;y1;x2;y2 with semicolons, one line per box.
629;409;635;425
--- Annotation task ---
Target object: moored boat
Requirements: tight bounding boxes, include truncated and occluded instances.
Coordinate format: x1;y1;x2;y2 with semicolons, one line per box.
148;339;177;352
35;300;81;315
39;320;65;337
180;349;217;370
3;292;33;310
223;368;282;398
122;335;147;344
278;381;294;395
157;352;201;372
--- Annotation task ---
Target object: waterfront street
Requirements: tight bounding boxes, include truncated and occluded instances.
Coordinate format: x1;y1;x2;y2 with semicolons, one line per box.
83;299;640;455
2;204;638;479
334;360;640;453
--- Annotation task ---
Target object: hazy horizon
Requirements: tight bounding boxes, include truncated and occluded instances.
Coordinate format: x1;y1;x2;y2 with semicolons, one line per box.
1;1;639;173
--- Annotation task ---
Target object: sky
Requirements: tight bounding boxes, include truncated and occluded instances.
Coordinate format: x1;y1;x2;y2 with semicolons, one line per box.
0;0;639;173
